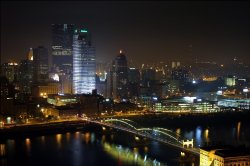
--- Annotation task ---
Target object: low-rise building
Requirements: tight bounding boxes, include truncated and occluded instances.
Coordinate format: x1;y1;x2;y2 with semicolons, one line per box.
200;146;250;166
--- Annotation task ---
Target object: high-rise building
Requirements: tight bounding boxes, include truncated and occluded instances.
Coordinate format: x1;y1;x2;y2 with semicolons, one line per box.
19;59;33;93
111;50;129;100
128;68;140;83
27;48;33;61
1;62;19;83
141;68;156;87
33;46;49;83
72;28;96;94
0;76;15;116
128;68;140;98
51;24;75;73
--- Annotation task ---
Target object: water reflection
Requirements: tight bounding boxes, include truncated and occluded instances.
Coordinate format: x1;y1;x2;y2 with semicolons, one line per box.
56;134;62;148
40;136;45;144
25;138;31;153
204;128;209;143
6;139;15;149
66;132;70;142
90;133;95;143
101;135;106;143
176;128;181;140
184;130;194;140
102;142;165;166
110;134;114;140
0;144;6;157
72;132;82;166
195;126;202;146
237;121;241;141
83;132;90;144
75;131;80;139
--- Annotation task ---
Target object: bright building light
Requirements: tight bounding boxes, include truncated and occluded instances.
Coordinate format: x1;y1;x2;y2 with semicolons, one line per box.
243;88;248;93
217;90;223;95
183;96;197;103
152;97;158;101
52;74;60;82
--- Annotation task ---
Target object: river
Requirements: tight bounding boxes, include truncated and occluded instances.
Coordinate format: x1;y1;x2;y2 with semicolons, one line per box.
0;116;250;166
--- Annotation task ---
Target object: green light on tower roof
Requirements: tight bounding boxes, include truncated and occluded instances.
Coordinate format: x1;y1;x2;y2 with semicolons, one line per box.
80;29;88;33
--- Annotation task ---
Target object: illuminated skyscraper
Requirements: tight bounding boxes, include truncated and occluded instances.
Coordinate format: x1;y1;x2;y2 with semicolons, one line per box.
27;48;33;61
72;28;96;94
51;24;75;73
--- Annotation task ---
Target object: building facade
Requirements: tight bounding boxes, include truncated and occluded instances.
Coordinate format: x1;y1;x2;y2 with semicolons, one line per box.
200;146;250;166
1;62;19;83
72;28;96;94
33;46;49;84
51;24;75;73
19;59;33;93
108;50;129;101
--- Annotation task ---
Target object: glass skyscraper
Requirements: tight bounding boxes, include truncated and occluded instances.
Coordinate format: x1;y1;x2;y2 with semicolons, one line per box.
51;24;75;73
72;29;96;94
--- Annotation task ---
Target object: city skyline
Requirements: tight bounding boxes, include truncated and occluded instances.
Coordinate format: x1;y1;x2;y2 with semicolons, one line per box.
1;2;250;165
1;1;250;66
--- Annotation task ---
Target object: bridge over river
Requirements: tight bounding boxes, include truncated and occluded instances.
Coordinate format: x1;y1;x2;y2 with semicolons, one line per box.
83;118;200;156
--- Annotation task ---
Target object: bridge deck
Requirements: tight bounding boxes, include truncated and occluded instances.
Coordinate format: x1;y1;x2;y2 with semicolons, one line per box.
85;119;200;156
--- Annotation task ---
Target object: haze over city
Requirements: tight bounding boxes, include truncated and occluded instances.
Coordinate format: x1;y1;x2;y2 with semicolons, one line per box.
1;1;250;66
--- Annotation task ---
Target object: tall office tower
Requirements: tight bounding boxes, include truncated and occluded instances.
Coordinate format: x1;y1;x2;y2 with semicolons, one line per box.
1;62;19;83
128;68;140;98
51;24;75;73
33;46;49;83
112;50;129;100
27;48;33;61
19;59;33;93
128;68;140;83
72;28;96;94
106;63;114;98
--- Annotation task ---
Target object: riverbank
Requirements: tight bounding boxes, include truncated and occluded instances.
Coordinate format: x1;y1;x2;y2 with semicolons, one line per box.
117;111;250;127
0;120;96;140
1;111;249;140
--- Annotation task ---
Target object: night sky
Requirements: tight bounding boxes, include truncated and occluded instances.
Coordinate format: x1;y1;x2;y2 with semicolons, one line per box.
1;1;250;66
